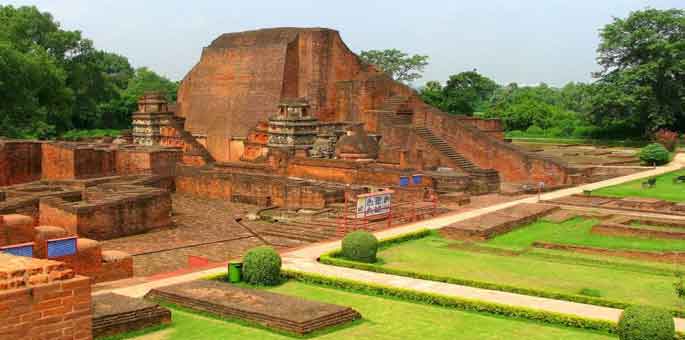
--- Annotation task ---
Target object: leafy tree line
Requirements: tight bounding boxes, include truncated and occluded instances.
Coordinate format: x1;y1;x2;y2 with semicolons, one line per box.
363;8;683;139
420;8;684;139
0;5;178;139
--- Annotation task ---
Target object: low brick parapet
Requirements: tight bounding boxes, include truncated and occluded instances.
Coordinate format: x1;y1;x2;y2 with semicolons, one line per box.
0;253;92;340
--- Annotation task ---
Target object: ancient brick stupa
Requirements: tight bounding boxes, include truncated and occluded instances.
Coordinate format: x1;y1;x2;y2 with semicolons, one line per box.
172;27;571;185
267;98;319;157
131;92;174;146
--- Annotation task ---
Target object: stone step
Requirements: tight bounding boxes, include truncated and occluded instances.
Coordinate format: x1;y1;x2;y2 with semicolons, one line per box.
260;229;327;243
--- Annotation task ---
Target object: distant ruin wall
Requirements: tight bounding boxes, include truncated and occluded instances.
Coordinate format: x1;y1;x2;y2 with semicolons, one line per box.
414;108;570;184
42;143;116;180
39;191;172;241
285;158;433;188
175;166;341;209
0;140;42;186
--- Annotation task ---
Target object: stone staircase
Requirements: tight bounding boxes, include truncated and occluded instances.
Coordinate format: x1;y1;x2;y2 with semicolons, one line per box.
169;117;215;164
260;219;338;243
373;96;413;127
382;96;413;114
379;110;412;126
414;127;478;172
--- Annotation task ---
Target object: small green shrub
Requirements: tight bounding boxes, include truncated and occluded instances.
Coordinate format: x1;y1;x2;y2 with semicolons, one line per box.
526;125;544;136
617;305;674;340
578;288;602;297
242;246;282;286
341;231;379;263
639;143;670;166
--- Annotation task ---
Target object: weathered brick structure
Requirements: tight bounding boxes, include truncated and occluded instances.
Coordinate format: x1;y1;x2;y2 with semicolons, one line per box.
0;212;134;284
0;254;92;340
176;27;573;186
0;139;42;186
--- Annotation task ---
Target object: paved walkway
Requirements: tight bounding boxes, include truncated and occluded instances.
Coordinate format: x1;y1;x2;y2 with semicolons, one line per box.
99;154;685;329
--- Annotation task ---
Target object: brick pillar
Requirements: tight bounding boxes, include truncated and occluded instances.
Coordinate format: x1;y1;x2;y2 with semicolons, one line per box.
0;254;93;340
399;150;410;168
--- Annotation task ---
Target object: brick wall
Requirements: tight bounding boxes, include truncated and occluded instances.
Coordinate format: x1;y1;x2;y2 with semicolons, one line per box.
116;148;181;177
39;189;172;241
175;166;342;209
0;140;42;186
0;254;92;340
414;108;570;185
42;143;116;180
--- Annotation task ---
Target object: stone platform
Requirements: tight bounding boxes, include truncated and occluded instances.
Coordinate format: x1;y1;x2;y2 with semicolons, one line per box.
93;293;171;338
545;194;685;216
144;280;360;335
440;203;559;240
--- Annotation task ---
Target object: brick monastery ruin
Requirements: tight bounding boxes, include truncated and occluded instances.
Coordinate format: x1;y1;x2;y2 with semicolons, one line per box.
0;27;610;339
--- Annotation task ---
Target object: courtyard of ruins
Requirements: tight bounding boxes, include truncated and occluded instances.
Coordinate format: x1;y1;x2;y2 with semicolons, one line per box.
1;25;684;340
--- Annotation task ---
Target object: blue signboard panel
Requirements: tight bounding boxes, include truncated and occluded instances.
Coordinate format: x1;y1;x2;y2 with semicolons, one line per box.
2;244;34;257
412;174;423;185
47;237;77;258
399;176;409;187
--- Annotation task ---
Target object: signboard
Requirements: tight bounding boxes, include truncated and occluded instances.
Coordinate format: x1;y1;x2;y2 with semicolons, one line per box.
356;190;393;218
47;237;77;258
1;243;34;258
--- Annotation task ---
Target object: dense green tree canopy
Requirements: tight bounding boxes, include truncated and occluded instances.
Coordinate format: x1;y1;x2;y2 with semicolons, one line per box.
421;71;499;115
0;5;177;139
359;49;429;83
420;8;684;139
591;8;685;134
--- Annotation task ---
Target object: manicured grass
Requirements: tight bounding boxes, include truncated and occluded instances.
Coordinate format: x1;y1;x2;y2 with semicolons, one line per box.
375;231;683;310
115;281;613;340
490;217;685;252
591;169;685;202
508;136;648;147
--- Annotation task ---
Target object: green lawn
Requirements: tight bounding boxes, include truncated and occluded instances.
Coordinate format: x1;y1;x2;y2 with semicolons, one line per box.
490;217;685;252
114;281;613;340
591;169;685;202
374;230;684;310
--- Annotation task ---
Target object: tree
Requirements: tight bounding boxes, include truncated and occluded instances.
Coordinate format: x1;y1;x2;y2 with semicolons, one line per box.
0;40;70;138
484;83;583;134
359;49;428;83
0;5;170;136
592;8;685;135
100;67;178;128
419;80;445;110
420;70;499;115
441;70;499;115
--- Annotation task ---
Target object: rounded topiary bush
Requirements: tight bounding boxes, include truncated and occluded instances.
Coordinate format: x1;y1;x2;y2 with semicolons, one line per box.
242;246;282;286
617;305;674;340
639;143;670;166
341;231;378;263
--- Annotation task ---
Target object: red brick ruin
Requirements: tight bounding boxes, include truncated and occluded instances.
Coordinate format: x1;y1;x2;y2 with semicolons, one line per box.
0;27;593;339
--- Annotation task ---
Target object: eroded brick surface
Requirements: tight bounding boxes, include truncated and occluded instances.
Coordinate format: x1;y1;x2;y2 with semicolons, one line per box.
0;254;92;340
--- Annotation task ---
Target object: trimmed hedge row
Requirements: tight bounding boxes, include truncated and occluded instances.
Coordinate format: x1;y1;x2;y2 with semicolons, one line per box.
282;269;617;334
320;229;685;318
618;305;675;340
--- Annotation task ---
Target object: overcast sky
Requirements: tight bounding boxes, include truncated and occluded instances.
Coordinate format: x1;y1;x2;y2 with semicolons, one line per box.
5;0;683;86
